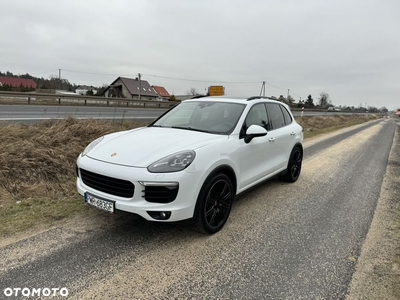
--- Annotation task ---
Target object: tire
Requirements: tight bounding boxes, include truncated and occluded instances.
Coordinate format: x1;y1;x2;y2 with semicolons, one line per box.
280;146;303;183
193;173;234;234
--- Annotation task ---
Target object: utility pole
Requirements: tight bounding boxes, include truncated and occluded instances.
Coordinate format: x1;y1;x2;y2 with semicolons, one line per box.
287;89;290;103
59;69;61;90
259;81;265;96
138;73;141;100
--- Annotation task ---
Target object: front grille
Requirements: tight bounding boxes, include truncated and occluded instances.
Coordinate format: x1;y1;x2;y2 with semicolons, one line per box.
80;168;134;198
142;186;178;203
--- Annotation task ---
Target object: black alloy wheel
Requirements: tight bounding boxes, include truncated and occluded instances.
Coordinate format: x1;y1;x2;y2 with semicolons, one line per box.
194;173;234;234
281;146;303;183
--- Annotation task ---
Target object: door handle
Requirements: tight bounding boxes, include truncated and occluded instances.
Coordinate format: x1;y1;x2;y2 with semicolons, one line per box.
290;132;296;136
268;137;276;142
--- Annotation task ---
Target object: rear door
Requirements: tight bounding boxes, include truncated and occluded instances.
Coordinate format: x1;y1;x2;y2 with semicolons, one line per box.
265;103;294;171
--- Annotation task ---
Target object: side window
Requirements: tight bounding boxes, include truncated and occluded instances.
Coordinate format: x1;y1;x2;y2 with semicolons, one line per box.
265;103;286;130
244;103;269;131
280;105;292;125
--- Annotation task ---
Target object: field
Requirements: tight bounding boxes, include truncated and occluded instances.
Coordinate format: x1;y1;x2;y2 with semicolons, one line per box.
0;114;381;237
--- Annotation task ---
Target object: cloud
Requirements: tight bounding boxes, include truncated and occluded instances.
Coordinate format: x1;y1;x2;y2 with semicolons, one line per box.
1;0;399;108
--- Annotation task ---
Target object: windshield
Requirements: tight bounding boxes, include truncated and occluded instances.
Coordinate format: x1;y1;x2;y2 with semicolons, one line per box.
151;101;245;134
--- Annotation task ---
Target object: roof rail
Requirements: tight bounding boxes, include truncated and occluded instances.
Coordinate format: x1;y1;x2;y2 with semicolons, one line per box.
246;96;273;101
190;95;208;99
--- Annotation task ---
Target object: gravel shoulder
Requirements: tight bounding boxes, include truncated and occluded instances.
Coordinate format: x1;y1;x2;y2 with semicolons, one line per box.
347;118;400;299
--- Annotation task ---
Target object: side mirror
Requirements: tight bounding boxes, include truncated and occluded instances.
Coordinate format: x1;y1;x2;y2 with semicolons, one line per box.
244;125;267;143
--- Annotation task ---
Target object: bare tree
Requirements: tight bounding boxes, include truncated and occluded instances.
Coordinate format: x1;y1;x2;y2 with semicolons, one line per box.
187;87;199;96
287;95;295;104
379;106;388;113
318;92;331;107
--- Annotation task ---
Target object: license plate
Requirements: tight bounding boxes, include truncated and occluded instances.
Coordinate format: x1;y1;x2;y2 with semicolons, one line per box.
85;193;115;213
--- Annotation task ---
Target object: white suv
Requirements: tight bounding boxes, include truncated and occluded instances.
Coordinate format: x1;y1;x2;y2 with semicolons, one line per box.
76;96;303;233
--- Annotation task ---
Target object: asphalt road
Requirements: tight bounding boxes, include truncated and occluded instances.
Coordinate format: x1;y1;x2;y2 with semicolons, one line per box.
0;118;397;299
0;104;364;124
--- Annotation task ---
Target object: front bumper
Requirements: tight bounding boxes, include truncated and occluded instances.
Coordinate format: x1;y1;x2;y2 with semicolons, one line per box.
76;156;204;222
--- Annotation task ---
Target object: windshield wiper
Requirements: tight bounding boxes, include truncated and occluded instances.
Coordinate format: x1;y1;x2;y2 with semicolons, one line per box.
170;126;210;133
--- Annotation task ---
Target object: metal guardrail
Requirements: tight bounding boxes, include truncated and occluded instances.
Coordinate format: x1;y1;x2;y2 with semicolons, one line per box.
0;91;177;108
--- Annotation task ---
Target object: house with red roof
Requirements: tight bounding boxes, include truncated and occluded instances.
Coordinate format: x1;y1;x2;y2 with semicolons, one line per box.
0;76;37;90
152;85;171;100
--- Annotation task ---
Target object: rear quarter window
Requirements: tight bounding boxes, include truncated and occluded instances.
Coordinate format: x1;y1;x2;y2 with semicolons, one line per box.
280;105;293;125
265;103;286;130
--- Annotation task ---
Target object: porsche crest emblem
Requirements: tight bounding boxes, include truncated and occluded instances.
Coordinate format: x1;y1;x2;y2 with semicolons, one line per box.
111;153;117;157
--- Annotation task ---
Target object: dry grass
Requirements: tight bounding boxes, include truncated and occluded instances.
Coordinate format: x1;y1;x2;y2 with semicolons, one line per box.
295;114;381;138
0;118;149;236
0;117;148;202
0;115;381;237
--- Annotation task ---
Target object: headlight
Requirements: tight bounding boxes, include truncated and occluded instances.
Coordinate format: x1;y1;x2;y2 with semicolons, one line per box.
148;151;196;173
81;136;104;157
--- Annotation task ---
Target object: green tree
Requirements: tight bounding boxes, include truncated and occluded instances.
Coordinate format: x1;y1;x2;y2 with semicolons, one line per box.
305;94;314;107
96;84;109;96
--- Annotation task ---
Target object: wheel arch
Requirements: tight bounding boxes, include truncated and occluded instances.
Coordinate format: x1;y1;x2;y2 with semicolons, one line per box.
192;165;237;233
206;164;238;196
279;142;304;177
293;142;303;154
288;143;304;168
192;164;237;219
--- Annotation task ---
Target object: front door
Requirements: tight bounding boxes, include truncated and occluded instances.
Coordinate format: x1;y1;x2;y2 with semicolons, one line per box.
239;103;275;190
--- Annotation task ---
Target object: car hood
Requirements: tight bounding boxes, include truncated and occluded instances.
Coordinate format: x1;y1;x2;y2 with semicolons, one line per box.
87;127;228;167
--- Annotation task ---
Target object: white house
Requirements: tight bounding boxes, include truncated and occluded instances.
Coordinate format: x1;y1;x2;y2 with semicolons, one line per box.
75;85;97;95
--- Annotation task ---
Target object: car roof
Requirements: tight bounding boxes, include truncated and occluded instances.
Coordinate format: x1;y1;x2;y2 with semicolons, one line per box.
184;96;283;104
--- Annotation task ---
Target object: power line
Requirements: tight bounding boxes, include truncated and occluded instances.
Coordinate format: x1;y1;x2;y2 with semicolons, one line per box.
142;73;260;84
62;69;128;76
290;91;302;98
265;82;287;90
0;64;311;99
62;69;261;84
30;69;59;76
18;66;305;97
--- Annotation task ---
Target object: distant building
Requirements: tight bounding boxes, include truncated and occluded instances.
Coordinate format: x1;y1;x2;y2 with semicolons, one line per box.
55;90;79;95
103;77;159;100
75;85;97;95
152;85;171;100
0;76;37;89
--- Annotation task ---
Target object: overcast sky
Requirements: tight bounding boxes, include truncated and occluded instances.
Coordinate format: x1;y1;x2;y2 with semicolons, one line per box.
1;0;399;109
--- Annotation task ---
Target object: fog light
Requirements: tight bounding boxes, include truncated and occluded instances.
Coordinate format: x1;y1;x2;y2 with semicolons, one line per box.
147;211;171;220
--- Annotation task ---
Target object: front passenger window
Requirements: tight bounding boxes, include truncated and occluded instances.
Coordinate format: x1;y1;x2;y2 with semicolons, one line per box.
244;104;269;132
